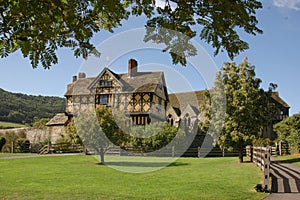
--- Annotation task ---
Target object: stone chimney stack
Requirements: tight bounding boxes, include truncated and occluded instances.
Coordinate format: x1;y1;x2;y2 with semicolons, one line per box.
78;72;86;79
128;59;138;77
72;75;77;82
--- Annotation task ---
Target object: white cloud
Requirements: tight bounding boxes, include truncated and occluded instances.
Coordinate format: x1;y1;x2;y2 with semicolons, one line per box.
273;0;300;11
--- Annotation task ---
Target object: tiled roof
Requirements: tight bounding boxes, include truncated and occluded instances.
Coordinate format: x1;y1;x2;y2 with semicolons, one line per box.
65;69;167;98
118;72;164;93
168;90;290;112
46;113;68;126
168;90;206;111
64;77;95;96
271;92;290;108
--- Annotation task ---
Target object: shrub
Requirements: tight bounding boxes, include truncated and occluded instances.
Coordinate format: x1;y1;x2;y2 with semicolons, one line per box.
0;137;6;152
17;139;31;153
2;130;27;153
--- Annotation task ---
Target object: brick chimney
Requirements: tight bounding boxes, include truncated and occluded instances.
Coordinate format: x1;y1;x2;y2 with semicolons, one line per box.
128;59;138;77
72;75;77;82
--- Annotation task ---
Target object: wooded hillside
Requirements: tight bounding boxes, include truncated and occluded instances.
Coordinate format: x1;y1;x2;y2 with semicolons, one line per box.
0;88;65;125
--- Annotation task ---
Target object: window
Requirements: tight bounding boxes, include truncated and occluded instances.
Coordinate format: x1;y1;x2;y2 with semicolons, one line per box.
99;94;108;105
100;80;112;87
131;115;150;125
167;114;174;126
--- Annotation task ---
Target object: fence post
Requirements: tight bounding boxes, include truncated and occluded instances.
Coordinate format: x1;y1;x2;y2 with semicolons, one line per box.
47;141;51;154
172;146;175;157
197;146;201;158
246;146;253;162
279;140;282;156
11;141;14;153
263;146;271;191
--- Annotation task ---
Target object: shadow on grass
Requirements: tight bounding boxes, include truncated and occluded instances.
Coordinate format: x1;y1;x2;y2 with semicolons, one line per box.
278;157;300;164
102;161;189;167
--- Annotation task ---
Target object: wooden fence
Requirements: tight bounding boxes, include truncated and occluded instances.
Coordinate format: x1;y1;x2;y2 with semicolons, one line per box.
107;146;246;157
39;142;84;154
246;146;271;191
277;140;290;155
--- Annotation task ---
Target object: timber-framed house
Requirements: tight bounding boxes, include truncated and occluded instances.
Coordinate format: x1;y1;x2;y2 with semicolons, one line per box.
64;59;168;125
63;58;290;141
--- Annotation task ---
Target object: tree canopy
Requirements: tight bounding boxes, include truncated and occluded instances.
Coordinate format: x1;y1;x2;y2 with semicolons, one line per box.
0;0;263;68
203;58;274;162
274;113;300;153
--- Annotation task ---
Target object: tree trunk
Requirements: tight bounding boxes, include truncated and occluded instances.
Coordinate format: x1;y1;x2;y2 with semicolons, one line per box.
238;140;244;163
99;147;105;164
238;148;244;163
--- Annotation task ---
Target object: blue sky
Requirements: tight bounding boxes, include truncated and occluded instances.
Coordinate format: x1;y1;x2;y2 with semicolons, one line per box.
0;0;299;115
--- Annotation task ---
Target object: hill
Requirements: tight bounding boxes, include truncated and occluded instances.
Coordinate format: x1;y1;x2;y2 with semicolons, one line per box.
0;88;65;125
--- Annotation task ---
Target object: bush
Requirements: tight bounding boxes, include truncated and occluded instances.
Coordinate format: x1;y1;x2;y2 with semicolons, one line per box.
2;130;27;153
274;114;300;154
17;139;31;153
0;137;6;152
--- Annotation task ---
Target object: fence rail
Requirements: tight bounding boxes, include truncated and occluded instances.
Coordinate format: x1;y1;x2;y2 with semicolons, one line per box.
246;146;271;191
104;146;246;158
38;142;84;154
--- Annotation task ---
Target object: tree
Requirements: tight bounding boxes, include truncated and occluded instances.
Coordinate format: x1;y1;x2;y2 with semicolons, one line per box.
96;106;182;153
74;109;111;164
95;106;129;147
204;58;274;163
65;118;82;144
128;122;181;152
274;114;300;154
0;0;263;68
32;117;50;128
200;72;226;145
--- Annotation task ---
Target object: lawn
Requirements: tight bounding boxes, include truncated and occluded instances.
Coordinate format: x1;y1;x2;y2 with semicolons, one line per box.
0;121;27;129
0;155;268;200
275;154;300;166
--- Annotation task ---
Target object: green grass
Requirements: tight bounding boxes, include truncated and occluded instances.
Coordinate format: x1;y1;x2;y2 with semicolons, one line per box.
0;153;35;158
0;121;27;129
0;155;268;200
275;154;300;166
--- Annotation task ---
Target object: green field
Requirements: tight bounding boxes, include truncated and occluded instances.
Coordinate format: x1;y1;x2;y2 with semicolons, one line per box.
0;154;268;200
0;121;27;129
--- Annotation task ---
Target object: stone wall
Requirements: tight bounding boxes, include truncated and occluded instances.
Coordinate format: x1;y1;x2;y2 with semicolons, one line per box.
0;125;66;144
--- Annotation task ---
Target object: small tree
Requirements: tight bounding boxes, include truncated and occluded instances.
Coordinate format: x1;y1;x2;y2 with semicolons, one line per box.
96;106;129;147
75;109;111;164
65;118;82;144
200;72;226;145
203;58;274;162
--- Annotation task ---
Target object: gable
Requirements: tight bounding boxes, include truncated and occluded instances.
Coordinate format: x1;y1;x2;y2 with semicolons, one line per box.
88;68;122;93
181;104;199;118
